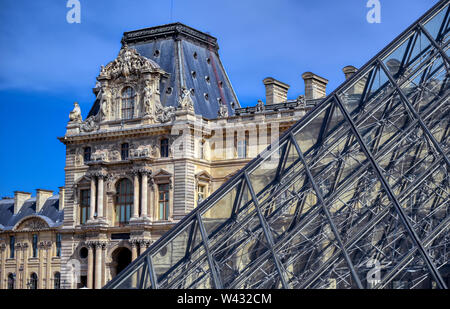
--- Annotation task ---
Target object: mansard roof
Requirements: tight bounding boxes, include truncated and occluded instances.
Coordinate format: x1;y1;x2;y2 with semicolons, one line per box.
121;22;240;119
0;196;63;232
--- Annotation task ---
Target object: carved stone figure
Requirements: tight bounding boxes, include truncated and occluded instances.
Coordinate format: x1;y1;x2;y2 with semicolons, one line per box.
100;88;111;121
256;100;265;112
143;81;153;116
217;103;229;118
178;88;194;112
69;102;82;123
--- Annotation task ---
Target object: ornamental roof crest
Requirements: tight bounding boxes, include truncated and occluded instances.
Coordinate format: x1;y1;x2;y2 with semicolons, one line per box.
98;44;160;80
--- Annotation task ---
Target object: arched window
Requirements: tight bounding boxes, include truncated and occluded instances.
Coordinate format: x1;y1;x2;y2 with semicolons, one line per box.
7;273;15;289
54;272;61;289
115;179;133;226
121;87;135;119
30;273;38;290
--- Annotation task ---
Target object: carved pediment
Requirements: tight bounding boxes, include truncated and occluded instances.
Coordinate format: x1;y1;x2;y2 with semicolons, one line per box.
15;217;50;231
99;44;160;80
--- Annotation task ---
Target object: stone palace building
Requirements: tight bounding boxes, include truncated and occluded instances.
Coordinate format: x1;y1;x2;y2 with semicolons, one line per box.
0;23;352;289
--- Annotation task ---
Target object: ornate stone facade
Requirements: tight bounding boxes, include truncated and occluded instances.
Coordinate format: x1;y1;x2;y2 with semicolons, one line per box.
1;23;329;289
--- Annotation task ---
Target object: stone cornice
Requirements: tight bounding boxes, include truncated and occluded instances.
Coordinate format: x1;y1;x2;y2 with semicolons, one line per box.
122;22;219;51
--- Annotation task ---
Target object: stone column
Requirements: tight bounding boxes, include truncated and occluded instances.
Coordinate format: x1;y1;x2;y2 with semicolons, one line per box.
141;172;148;218
90;177;96;221
38;242;44;289
22;243;28;289
97;176;104;218
149;178;155;221
87;243;94;289
94;243;102;289
46;242;52;289
0;244;6;289
133;173;140;218
131;241;138;261
101;244;107;287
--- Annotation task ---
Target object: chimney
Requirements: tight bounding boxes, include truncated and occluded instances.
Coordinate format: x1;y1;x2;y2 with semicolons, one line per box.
14;191;31;214
36;189;53;213
301;72;329;100
58;187;65;211
343;65;357;80
263;77;290;105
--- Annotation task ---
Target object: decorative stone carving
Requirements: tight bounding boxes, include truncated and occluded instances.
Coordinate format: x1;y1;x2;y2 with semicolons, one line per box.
217;103;229;118
99;44;159;80
178;88;194;112
155;104;176;123
69;102;82;123
256;100;265;113
100;88;111;121
15;218;49;231
142;80;154;117
80;116;99;132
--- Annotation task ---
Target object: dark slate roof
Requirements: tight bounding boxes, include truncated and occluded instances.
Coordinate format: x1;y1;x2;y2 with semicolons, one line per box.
123;23;240;119
0;196;63;231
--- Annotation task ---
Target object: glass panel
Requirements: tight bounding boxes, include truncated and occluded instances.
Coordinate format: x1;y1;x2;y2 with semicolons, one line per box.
307;253;355;289
114;263;144;289
347;205;417;289
339;65;393;118
401;54;448;115
381;253;435;289
425;225;450;288
294;102;332;157
201;182;238;236
152;221;194;282
327;167;392;244
377;124;441;199
402;161;449;242
210;215;267;287
422;99;449;154
248;142;285;201
423;5;449;43
279;211;341;288
382;30;433;83
356;91;415;156
235;256;281;289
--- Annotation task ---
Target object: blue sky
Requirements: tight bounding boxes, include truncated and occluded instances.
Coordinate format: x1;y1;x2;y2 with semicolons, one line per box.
0;0;439;197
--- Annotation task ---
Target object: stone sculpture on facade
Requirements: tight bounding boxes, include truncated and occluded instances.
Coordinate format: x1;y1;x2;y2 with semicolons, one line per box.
69;102;82;123
217;103;229;118
178;88;194;112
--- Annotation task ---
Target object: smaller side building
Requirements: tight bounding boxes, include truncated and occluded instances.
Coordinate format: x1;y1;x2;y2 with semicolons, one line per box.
0;189;64;289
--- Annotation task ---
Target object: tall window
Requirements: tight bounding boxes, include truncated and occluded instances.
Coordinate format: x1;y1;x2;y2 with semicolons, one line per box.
54;272;61;289
80;189;90;224
115;179;133;225
197;184;205;205
32;234;38;258
29;273;38;290
160;139;169;158
83;147;91;163
121;87;135;119
237;138;247;158
199;140;205;159
56;234;61;257
158;184;170;220
7;273;15;289
9;236;15;259
121;143;129;160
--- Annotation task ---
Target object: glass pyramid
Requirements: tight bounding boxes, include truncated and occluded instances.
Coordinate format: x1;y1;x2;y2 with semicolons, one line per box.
105;0;450;289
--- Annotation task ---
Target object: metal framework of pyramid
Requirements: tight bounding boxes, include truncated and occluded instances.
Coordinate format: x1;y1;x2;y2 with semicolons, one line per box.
105;0;450;289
